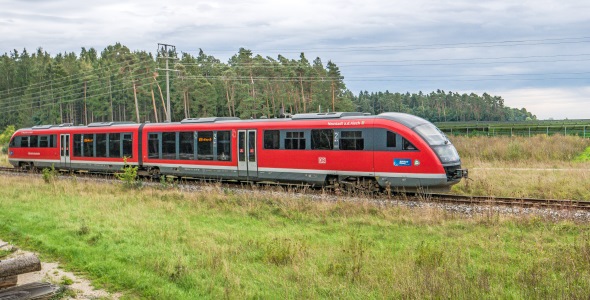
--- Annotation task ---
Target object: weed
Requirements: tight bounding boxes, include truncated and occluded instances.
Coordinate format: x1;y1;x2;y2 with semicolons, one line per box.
0;248;14;259
115;157;141;189
415;241;444;270
158;175;176;189
42;164;58;184
60;275;74;285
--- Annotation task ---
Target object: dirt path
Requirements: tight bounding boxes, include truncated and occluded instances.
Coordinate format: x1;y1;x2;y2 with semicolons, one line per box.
0;238;120;299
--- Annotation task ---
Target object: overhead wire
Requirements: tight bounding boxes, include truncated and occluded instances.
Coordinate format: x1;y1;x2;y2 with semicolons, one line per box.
1;36;589;114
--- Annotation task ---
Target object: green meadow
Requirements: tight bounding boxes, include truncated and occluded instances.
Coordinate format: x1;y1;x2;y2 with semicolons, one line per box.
1;175;590;299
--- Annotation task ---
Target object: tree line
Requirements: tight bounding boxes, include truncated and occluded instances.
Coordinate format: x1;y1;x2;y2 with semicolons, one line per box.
0;43;535;129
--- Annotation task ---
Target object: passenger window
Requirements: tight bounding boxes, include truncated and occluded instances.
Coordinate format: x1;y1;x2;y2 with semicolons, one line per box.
197;131;214;160
95;134;107;157
29;135;38;148
148;133;160;159
39;136;49;148
179;132;194;160
340;131;364;150
162;132;176;159
122;133;133;158
217;131;231;161
83;134;94;157
264;130;280;149
50;135;57;148
19;136;29;147
386;131;397;148
74;134;82;156
403;138;418;151
311;129;333;150
285;131;306;150
109;133;121;158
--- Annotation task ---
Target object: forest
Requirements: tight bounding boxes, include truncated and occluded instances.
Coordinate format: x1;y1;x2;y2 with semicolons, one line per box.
0;43;535;129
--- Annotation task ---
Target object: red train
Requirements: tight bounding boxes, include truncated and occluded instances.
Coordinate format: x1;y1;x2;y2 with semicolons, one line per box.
7;112;468;191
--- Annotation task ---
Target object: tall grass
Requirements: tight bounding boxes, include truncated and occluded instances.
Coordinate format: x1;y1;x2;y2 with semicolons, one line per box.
451;135;590;199
1;176;590;298
452;134;590;162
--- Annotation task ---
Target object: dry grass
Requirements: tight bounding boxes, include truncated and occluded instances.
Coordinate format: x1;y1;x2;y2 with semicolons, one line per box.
452;134;590;162
451;135;590;200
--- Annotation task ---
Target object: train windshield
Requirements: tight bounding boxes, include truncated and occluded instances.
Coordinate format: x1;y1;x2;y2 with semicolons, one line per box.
414;123;448;145
414;123;460;164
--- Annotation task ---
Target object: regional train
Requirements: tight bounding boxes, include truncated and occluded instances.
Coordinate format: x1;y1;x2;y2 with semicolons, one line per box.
7;112;468;191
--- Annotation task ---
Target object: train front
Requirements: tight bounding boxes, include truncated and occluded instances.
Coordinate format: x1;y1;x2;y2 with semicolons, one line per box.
413;122;468;185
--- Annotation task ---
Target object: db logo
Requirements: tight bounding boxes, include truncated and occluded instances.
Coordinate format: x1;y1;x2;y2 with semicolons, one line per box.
318;157;327;164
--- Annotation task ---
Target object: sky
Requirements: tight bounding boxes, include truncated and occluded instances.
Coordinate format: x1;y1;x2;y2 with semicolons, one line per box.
1;0;589;120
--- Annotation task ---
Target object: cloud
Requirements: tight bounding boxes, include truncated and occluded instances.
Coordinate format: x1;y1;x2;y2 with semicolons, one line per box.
1;0;589;119
493;87;590;119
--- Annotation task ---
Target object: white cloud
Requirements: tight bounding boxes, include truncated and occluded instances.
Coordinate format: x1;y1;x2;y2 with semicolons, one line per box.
1;0;589;119
493;87;590;120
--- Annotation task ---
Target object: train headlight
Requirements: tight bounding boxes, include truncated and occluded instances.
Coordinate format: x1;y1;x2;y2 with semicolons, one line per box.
433;145;460;163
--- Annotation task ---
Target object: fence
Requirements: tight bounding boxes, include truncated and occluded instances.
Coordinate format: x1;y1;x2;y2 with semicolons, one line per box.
437;124;589;138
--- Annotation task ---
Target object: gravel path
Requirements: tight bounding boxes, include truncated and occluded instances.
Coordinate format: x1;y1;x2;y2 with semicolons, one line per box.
0;239;119;300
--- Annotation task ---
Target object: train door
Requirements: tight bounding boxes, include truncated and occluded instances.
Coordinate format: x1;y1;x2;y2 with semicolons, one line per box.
237;130;258;179
60;134;71;168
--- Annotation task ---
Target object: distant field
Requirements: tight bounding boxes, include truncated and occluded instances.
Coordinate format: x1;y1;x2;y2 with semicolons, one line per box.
450;135;590;200
437;119;590;137
1;176;590;299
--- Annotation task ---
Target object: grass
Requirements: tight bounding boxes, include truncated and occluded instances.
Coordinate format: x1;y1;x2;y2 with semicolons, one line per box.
1;176;590;299
450;135;590;200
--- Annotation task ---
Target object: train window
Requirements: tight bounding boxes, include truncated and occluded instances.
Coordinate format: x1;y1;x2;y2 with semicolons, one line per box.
39;135;49;148
148;133;160;159
340;131;364;150
73;134;82;156
29;135;38;147
122;133;133;158
179;132;195;160
83;134;94;157
311;129;333;150
285;131;306;150
162;132;176;159
248;131;256;162
402;138;418;151
197;131;213;160
9;137;16;147
109;133;121;158
50;135;57;148
387;131;397;148
217;131;231;161
264;130;280;149
95;134;107;157
20;136;29;147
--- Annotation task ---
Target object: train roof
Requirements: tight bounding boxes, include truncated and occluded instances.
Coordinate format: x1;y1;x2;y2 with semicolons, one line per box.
16;112;433;131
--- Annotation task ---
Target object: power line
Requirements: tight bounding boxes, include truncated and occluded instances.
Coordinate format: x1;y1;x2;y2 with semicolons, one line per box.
183;36;590;54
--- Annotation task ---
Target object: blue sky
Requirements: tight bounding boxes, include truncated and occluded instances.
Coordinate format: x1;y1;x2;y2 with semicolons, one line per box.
1;0;589;119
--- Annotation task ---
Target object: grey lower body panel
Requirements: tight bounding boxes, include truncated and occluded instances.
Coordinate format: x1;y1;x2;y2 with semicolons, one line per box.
9;159;457;189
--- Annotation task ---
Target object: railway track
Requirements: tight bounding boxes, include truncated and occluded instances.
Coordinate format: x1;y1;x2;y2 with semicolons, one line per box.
0;165;588;211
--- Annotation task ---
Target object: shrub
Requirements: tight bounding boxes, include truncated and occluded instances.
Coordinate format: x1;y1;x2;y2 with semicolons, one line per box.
42;165;58;184
115;158;141;189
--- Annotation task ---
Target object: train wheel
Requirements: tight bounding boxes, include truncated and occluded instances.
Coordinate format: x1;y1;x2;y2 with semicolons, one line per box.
19;162;36;172
149;168;161;180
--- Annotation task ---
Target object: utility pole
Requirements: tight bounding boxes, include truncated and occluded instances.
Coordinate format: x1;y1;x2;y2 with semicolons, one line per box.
156;43;177;122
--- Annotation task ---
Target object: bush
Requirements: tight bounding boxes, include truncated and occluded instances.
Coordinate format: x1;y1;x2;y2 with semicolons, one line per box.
42;165;58;184
115;158;141;189
0;125;15;145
